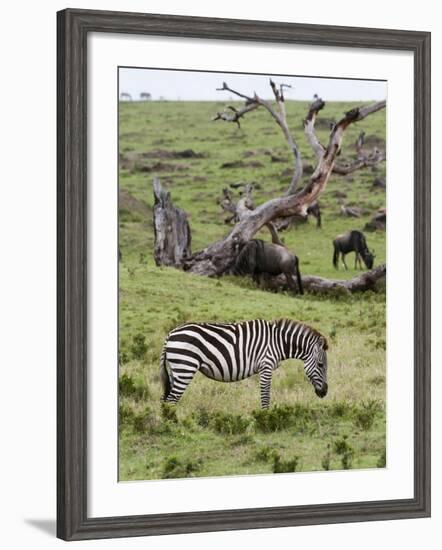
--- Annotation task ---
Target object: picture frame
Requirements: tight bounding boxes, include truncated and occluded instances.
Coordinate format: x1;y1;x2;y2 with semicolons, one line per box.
57;8;431;541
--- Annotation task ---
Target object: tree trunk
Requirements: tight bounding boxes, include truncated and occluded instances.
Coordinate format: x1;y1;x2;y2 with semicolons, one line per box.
263;265;386;296
153;178;191;267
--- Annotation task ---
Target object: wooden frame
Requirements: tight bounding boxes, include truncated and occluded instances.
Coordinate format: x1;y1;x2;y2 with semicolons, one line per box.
57;8;431;541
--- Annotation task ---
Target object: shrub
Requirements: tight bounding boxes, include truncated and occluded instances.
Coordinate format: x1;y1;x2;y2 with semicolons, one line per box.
273;453;299;473
118;349;130;364
162;456;202;479
192;408;211;428
119;373;137;396
119;373;149;400
353;400;382;431
211;412;250;435
160;402;179;423
377;448;387;468
133;410;152;434
253;405;295;432
119;403;135;427
254;446;278;462
321;444;332;471
333;435;354;470
130;333;148;360
328;401;352;419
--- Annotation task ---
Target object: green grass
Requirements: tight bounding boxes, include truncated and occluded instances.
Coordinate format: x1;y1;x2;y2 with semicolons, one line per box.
118;97;386;481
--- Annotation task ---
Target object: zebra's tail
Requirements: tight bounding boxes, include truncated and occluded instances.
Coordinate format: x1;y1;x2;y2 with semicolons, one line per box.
332;243;339;269
295;258;304;295
159;344;171;401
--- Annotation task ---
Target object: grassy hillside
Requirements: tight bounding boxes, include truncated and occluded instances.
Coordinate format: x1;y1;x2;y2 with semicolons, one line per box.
118;98;386;481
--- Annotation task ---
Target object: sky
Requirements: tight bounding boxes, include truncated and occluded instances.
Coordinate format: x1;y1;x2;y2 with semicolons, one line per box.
119;67;387;102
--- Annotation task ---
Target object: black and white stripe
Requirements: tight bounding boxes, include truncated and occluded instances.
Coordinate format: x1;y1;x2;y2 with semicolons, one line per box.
160;319;328;409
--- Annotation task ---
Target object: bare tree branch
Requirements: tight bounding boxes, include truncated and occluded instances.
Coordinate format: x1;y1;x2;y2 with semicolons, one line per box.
214;79;303;194
304;99;386;175
213;102;260;128
303;96;326;160
333;149;386;175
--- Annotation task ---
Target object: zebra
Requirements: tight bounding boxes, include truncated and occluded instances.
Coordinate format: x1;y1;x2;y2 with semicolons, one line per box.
159;319;328;409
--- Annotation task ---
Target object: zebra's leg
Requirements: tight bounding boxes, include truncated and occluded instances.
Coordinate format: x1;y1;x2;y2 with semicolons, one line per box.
164;362;199;404
259;365;273;409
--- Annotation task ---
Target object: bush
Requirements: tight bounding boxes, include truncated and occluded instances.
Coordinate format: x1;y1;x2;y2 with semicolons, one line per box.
130;333;148;360
321;444;332;471
273;453;299;473
160;402;179;423
119;373;149;400
211;412;250;435
254;446;278;462
253;405;295;432
328;401;352;419
119;403;135;427
162;456;202;479
377;448;387;468
119;373;136;396
133;409;154;434
333;435;354;470
192;407;211;428
353;400;382;431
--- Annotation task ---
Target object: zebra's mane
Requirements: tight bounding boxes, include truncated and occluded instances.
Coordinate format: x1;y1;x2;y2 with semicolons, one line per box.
274;318;328;349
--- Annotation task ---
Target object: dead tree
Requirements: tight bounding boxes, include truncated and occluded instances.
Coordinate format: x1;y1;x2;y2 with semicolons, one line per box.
213;80;385;238
153;178;191;267
218;183;283;246
184;98;386;276
265;265;386;295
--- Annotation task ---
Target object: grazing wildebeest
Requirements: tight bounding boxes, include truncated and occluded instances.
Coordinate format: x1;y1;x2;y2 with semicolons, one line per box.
232;239;303;294
140;92;151;100
332;230;375;270
120;92;132;101
307;201;321;228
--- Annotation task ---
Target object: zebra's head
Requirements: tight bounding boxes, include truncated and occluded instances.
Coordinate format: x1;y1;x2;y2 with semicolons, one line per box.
304;336;328;398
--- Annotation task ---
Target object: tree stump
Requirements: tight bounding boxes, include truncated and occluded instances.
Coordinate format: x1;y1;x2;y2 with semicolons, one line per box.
153;178;191;267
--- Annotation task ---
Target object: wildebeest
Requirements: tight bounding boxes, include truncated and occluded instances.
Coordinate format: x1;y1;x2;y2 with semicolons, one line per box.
332;230;375;270
232;239;303;294
307;201;322;228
